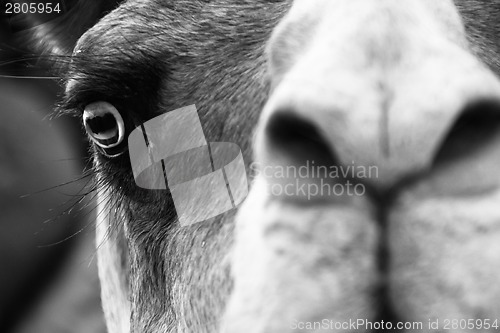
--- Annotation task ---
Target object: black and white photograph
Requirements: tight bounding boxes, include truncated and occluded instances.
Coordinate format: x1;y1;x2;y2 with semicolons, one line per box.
1;0;500;332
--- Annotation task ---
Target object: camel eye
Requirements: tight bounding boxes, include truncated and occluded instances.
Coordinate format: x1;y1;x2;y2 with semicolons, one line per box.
83;101;125;156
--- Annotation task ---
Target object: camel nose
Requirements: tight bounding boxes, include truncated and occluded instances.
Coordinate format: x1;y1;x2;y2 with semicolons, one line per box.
254;0;500;193
259;100;500;190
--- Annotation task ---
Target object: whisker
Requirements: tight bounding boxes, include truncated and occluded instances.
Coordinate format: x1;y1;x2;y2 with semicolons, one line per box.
20;171;95;198
0;75;61;79
37;178;115;248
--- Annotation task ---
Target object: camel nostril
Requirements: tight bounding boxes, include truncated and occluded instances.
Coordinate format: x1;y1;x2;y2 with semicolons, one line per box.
265;111;338;168
433;99;500;166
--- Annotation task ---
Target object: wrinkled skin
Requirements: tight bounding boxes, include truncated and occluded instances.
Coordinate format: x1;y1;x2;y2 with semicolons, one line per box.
32;0;500;332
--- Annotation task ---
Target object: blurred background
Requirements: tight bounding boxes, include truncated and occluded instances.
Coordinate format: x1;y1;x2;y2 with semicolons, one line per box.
0;2;106;332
